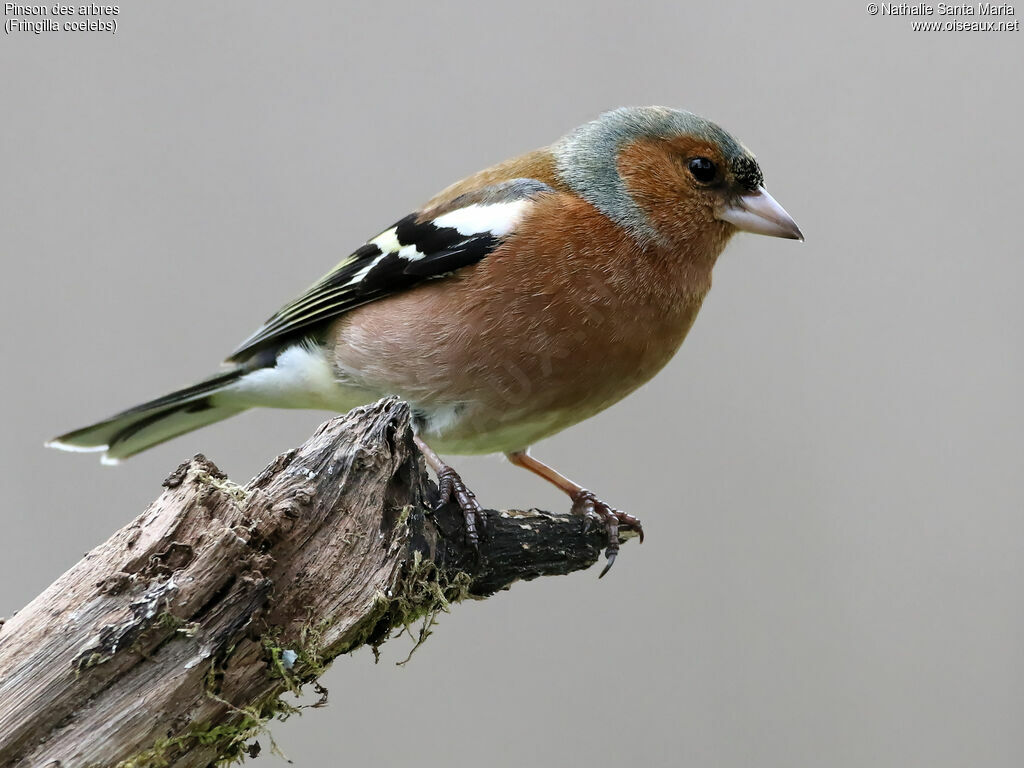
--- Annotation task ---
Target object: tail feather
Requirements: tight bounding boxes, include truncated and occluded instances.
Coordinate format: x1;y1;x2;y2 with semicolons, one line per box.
47;369;250;463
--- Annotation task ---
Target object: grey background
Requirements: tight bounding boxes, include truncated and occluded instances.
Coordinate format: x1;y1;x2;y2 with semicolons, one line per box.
2;2;1022;766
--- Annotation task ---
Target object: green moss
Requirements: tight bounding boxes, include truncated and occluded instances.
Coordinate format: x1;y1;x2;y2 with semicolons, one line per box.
261;634;302;696
157;612;183;631
297;617;330;677
155;611;199;637
395;504;413;528
75;651;110;674
389;550;474;665
260;613;334;696
115;693;298;768
195;470;248;503
115;732;190;768
119;546;473;765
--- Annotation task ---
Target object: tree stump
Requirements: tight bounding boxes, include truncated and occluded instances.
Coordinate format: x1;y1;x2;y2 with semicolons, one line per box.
0;398;630;767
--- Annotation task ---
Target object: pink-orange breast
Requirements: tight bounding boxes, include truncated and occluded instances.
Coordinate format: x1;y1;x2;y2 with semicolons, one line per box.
328;190;718;451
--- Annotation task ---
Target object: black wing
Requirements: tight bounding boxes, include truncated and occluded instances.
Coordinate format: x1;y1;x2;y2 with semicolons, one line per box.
227;178;555;363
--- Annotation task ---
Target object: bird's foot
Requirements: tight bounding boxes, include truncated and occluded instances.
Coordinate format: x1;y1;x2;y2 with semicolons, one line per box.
570;489;644;578
436;466;486;548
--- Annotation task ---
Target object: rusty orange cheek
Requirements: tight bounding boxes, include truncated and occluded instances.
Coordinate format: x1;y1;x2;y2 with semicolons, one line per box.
617;136;726;197
617;138;681;205
616;138;721;244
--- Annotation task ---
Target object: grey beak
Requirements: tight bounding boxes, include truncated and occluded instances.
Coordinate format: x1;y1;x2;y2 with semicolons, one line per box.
716;186;803;241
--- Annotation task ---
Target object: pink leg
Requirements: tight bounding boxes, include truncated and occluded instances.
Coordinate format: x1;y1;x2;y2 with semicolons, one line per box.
506;450;643;577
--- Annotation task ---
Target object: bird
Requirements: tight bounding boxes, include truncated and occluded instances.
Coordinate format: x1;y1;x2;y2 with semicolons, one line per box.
48;106;803;575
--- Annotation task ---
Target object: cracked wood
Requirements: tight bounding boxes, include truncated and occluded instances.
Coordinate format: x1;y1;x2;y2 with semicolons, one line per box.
0;398;630;768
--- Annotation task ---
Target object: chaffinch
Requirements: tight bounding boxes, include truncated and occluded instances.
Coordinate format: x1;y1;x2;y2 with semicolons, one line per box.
50;106;802;574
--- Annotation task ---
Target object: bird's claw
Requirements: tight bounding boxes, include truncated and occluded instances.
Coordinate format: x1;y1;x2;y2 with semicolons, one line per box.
436;466;485;548
570;489;643;578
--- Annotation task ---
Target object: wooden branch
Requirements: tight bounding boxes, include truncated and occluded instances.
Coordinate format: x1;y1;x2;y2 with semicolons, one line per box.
0;398;628;767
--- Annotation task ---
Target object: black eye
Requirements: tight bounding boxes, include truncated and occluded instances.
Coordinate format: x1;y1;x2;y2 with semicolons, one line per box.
688;157;718;184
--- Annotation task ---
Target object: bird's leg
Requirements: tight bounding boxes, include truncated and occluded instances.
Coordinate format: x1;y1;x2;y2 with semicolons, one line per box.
506;450;643;577
414;435;484;547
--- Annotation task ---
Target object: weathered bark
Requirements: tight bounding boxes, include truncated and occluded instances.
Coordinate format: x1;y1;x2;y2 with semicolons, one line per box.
0;398;628;768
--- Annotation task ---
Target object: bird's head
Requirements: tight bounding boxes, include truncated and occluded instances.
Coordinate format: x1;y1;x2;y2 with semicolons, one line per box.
553;106;802;252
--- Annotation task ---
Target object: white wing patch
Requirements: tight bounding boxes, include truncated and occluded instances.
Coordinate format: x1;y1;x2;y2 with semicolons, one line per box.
344;255;384;288
331;200;529;291
431;200;531;237
370;228;401;253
